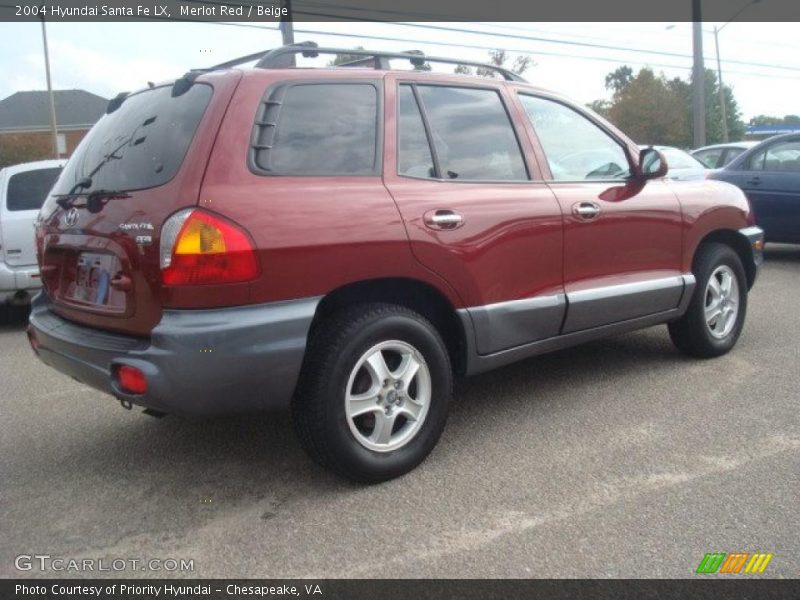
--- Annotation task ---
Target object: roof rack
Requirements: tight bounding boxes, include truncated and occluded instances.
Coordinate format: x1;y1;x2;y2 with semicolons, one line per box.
209;41;526;82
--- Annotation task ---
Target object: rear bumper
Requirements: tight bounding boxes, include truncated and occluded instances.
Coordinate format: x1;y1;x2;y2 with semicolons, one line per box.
28;293;320;416
0;262;41;302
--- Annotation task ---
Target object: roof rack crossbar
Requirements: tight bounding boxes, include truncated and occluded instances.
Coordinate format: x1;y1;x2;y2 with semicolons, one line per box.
248;43;526;82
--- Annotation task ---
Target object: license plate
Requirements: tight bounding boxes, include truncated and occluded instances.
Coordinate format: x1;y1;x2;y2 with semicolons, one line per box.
65;252;119;306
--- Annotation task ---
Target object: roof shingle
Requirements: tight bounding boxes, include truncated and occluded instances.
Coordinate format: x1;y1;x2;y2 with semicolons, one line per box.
0;89;108;132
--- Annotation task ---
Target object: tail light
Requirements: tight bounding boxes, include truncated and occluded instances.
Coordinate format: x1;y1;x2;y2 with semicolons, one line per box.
160;209;259;286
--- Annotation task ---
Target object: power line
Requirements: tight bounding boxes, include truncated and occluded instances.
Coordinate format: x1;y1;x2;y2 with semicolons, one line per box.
287;11;800;74
289;27;800;81
2;9;794;82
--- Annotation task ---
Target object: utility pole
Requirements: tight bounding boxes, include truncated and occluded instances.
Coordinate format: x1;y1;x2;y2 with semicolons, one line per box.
691;0;706;148
711;1;762;143
279;0;295;66
713;26;729;142
40;17;59;158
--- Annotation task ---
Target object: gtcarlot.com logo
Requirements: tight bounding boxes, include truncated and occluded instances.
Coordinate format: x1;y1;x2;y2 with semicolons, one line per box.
15;554;194;573
696;552;773;574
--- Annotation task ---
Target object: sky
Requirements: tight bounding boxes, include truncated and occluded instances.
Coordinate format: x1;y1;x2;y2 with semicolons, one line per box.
0;20;797;121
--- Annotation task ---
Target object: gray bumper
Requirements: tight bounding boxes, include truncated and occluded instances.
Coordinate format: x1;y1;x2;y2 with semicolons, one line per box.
28;293;320;416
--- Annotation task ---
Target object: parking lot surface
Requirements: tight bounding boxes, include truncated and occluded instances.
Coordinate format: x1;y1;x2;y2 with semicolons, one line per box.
1;245;798;579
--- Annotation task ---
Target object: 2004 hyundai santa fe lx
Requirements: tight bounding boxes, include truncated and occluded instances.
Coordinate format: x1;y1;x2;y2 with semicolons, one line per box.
28;44;764;482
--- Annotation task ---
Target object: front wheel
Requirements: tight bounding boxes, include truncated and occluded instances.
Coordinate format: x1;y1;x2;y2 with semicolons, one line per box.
668;243;748;358
292;303;452;483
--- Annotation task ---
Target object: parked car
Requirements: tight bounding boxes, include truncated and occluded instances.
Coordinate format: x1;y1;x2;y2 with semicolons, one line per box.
708;133;800;243
692;141;760;169
28;45;763;482
0;159;65;309
642;145;710;181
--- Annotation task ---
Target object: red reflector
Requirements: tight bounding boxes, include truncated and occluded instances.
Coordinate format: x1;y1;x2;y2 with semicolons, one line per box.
115;365;148;395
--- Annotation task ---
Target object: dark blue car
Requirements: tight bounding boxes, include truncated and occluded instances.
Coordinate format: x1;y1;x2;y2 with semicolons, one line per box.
709;133;800;243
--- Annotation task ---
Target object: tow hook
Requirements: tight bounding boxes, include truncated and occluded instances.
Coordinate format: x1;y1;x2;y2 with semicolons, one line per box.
119;398;133;410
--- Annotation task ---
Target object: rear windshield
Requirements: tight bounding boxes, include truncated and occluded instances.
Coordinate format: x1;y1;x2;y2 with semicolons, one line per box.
51;83;212;195
6;167;63;211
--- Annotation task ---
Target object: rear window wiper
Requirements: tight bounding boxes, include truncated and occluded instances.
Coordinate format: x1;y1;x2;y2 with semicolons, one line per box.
53;177;92;209
52;186;132;213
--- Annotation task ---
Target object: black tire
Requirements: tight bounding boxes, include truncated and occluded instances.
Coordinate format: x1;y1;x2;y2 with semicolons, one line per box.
668;243;748;358
292;303;452;483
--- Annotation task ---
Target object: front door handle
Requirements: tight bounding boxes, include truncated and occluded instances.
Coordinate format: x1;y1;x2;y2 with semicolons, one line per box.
424;209;464;230
572;202;601;221
746;177;762;186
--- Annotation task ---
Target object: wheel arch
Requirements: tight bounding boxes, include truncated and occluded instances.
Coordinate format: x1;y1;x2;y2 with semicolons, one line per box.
309;277;468;375
694;229;757;289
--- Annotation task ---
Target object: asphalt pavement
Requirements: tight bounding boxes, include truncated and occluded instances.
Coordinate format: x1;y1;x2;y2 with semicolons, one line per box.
1;245;798;579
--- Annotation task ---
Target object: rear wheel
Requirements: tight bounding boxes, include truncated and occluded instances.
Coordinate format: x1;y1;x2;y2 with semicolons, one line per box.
668;243;748;358
292;303;452;483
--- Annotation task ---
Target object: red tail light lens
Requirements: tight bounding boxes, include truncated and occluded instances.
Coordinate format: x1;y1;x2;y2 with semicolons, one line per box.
114;365;148;395
160;209;259;286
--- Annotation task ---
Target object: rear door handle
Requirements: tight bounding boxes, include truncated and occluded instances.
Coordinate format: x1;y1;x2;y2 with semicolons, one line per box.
572;202;601;221
423;209;464;230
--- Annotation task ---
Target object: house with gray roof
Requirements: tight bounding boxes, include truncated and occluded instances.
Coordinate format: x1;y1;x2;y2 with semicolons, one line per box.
0;89;107;166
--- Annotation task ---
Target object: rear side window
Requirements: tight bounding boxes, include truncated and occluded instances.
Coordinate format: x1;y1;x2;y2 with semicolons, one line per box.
252;83;379;176
6;167;62;211
693;148;724;169
52;84;212;195
414;85;528;181
723;147;746;165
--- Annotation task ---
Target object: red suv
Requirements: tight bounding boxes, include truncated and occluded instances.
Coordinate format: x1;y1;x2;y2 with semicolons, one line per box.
29;45;763;482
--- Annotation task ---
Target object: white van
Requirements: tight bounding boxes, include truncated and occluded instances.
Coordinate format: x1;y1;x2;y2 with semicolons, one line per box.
0;159;66;307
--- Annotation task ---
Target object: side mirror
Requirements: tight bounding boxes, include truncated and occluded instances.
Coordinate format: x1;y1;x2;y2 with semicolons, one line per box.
638;147;668;180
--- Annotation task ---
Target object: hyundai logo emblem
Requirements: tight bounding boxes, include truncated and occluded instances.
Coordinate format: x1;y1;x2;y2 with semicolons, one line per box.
63;207;79;228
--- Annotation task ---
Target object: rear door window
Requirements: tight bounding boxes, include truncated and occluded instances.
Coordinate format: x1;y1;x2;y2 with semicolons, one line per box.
252;83;379;176
6;167;62;211
414;85;528;181
52;84;212;195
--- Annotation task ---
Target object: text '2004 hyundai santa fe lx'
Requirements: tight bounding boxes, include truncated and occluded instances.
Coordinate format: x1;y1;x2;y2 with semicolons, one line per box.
28;44;764;482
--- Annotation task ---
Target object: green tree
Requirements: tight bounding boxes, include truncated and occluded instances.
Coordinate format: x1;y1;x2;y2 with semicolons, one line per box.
595;65;746;147
605;68;689;146
696;69;745;143
456;49;534;78
586;99;611;118
605;66;634;98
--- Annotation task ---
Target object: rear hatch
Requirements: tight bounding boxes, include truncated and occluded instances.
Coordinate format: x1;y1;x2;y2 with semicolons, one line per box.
1;163;62;268
37;71;241;336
